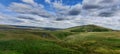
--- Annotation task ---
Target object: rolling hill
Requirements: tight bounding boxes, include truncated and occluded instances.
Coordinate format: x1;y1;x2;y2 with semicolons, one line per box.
64;25;114;32
0;25;62;30
0;24;120;54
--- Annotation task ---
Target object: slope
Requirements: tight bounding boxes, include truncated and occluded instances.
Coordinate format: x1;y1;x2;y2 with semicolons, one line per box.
64;25;114;32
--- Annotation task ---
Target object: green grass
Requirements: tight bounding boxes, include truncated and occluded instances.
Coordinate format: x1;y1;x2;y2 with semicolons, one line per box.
0;40;81;54
0;30;81;54
49;31;75;39
0;25;120;54
64;32;120;54
0;33;5;38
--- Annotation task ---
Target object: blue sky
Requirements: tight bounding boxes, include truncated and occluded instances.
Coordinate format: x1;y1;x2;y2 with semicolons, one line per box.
0;0;83;11
0;0;22;6
0;0;120;30
0;0;83;5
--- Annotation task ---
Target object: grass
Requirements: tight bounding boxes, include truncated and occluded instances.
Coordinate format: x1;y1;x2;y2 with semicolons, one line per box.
0;30;82;54
0;40;81;54
0;25;120;54
49;31;75;39
64;32;120;54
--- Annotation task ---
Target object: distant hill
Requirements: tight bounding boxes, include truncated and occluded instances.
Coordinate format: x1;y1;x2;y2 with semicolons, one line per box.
0;25;61;30
0;24;117;32
65;25;115;32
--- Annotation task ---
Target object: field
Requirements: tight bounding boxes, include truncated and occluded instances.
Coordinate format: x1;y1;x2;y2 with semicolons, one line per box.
0;25;120;54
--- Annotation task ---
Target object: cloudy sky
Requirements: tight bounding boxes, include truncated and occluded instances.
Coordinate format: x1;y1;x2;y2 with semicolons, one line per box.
0;0;120;30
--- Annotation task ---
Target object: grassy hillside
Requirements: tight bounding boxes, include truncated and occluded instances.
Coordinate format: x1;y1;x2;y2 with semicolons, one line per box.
65;25;114;32
0;25;120;54
0;29;81;54
64;32;120;54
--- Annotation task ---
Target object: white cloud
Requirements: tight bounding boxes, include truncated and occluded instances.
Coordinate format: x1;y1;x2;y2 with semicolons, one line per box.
45;0;51;4
0;0;120;30
22;0;35;4
9;2;53;18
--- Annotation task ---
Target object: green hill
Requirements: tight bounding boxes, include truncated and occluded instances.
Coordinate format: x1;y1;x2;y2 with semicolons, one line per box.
65;25;114;32
0;25;120;54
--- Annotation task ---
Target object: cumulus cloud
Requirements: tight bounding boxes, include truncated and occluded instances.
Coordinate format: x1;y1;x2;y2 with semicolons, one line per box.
82;0;120;17
68;4;82;15
0;0;120;30
9;2;53;18
0;13;25;25
22;0;35;4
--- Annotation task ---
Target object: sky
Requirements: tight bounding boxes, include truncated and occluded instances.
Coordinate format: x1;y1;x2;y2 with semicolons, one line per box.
0;0;120;30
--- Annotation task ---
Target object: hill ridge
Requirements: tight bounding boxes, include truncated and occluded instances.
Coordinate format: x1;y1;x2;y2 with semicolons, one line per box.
64;24;115;32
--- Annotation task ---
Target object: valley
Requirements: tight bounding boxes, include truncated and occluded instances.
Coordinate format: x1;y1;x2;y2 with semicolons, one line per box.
0;25;120;54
